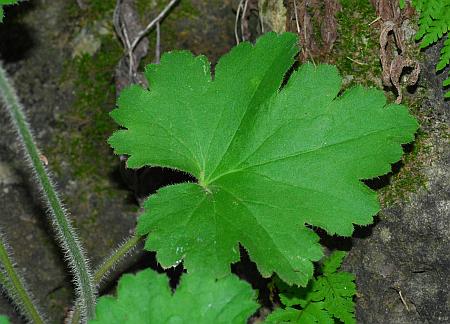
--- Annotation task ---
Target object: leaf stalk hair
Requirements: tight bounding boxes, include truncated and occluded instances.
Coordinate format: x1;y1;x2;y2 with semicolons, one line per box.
0;232;45;324
68;234;143;324
0;62;96;321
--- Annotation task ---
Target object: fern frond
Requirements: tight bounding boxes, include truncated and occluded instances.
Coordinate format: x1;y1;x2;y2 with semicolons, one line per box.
437;37;450;71
412;0;450;99
420;22;449;49
444;73;450;86
444;73;450;97
414;0;446;40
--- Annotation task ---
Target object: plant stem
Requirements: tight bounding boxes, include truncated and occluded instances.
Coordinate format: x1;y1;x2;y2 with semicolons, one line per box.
0;234;45;324
69;234;143;324
94;234;142;284
0;63;96;320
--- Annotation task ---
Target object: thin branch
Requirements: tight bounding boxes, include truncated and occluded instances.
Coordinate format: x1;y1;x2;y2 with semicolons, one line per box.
293;0;316;66
259;3;264;34
121;21;134;81
130;0;178;52
113;0;123;42
118;0;178;81
76;0;88;10
293;0;301;34
235;0;244;44
155;21;161;64
240;0;249;41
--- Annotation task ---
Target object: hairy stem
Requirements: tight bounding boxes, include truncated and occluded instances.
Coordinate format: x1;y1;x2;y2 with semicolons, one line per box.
94;234;142;284
0;234;45;324
69;234;143;324
0;63;96;320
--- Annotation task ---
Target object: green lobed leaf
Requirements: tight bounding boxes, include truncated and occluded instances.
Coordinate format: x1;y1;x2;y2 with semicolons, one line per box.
90;269;258;324
109;32;418;286
0;316;9;324
269;251;356;324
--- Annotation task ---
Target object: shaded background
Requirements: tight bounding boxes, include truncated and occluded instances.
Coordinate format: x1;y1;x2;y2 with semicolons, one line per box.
0;0;448;323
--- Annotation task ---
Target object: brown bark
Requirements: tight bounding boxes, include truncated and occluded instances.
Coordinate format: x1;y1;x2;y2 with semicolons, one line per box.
285;0;341;62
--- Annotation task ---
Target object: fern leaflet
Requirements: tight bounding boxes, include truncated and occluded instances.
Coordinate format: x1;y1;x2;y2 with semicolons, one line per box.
412;0;450;97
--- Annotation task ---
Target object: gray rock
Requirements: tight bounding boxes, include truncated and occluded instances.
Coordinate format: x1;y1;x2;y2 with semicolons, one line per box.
343;39;450;323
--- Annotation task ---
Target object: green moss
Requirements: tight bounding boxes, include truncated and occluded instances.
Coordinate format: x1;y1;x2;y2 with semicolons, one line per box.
331;0;381;89
330;1;431;205
135;0;201;66
379;92;432;206
48;36;122;199
66;0;116;23
380;133;430;206
136;0;199;21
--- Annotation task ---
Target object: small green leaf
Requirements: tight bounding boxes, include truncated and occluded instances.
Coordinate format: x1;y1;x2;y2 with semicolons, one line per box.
411;0;450;98
321;250;347;274
90;269;258;324
0;316;10;324
436;37;450;71
270;251;356;324
275;278;313;307
0;0;18;22
443;74;450;87
399;0;405;9
311;272;356;323
265;303;334;324
109;32;418;286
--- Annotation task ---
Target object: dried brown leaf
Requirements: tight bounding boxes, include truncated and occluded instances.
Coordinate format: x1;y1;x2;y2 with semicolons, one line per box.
375;0;420;103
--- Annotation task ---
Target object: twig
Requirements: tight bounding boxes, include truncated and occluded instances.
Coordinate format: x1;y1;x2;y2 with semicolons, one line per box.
259;3;264;34
369;16;381;26
76;0;87;10
398;290;410;311
293;0;301;34
124;0;178;80
155;21;161;64
293;0;315;66
235;0;245;44
241;0;249;41
121;21;134;81
346;56;367;65
130;0;178;52
113;0;123;42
